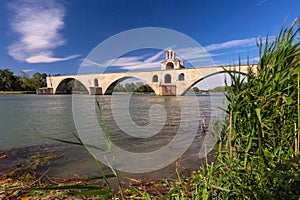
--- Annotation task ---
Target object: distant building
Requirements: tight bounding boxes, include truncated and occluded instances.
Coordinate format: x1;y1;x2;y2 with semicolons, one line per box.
161;49;185;70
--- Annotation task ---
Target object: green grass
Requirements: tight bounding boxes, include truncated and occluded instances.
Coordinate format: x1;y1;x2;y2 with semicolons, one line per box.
193;19;300;199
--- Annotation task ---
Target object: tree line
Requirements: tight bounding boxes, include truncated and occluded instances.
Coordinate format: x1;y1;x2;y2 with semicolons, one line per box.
192;86;229;93
0;68;47;91
114;82;154;93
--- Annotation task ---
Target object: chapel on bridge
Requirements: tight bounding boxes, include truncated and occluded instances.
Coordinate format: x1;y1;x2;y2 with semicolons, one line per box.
161;49;185;70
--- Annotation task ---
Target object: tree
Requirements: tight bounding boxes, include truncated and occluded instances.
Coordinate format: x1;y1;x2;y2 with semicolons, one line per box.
31;72;47;89
113;82;154;93
0;69;49;91
19;76;33;91
19;72;47;91
209;86;225;93
135;82;143;89
0;69;20;91
192;87;200;93
65;79;88;93
125;83;136;92
114;83;126;92
135;84;154;93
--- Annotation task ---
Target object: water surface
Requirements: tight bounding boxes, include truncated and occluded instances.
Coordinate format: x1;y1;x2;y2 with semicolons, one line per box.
0;94;226;178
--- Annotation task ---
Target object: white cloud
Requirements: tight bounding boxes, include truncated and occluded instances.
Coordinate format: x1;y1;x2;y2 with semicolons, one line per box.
82;47;220;71
26;53;80;63
204;36;275;52
239;57;260;64
144;50;164;63
8;0;78;63
19;68;34;78
109;54;162;70
20;69;34;73
81;58;104;68
214;56;260;66
205;38;258;51
82;51;164;71
176;47;223;62
81;40;264;72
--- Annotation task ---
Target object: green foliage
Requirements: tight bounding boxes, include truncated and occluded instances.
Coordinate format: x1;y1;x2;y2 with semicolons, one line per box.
209;86;226;93
20;72;47;91
65;79;88;93
194;20;300;199
0;69;47;91
135;83;154;93
31;72;47;89
114;82;154;93
191;86;228;94
192;86;200;93
125;82;136;92
0;69;21;91
114;83;126;92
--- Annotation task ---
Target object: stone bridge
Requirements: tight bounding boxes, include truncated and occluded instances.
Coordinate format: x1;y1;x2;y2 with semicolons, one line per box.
43;49;257;96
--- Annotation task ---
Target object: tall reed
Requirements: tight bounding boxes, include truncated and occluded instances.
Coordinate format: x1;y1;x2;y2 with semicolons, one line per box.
33;20;299;199
200;19;300;199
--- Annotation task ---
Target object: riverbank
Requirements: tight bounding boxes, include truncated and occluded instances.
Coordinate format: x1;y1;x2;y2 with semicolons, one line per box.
0;144;203;199
0;166;200;199
0;91;35;94
0;91;225;95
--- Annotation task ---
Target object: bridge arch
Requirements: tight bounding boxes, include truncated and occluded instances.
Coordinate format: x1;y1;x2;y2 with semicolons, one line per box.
55;78;89;94
103;75;157;95
180;70;247;96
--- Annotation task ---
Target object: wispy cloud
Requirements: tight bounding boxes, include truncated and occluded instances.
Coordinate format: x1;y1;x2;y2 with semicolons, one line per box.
82;47;221;71
257;0;268;6
176;47;223;62
7;0;79;63
82;51;164;71
204;37;259;51
19;69;34;78
20;69;34;73
144;50;164;63
214;56;260;66
82;36;269;72
204;36;275;52
239;57;260;64
26;54;80;63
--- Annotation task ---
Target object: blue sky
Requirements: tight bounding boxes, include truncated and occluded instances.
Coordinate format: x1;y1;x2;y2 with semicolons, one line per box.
0;0;299;78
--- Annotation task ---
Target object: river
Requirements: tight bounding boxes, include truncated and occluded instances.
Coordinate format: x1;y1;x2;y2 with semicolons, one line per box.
0;94;226;178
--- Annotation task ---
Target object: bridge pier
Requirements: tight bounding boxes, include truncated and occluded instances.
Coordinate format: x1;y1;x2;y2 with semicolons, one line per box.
159;85;176;96
89;87;102;95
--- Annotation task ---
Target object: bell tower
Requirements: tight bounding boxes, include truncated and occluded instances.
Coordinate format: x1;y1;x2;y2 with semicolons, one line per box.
161;49;185;70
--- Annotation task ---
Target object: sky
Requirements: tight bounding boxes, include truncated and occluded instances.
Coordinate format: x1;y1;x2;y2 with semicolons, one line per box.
0;0;299;88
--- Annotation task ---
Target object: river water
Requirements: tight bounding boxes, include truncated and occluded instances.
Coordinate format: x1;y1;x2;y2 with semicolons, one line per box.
0;94;226;178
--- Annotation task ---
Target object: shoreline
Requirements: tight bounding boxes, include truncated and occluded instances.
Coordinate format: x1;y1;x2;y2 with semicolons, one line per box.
0;143;203;199
0;91;225;95
0;91;35;94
